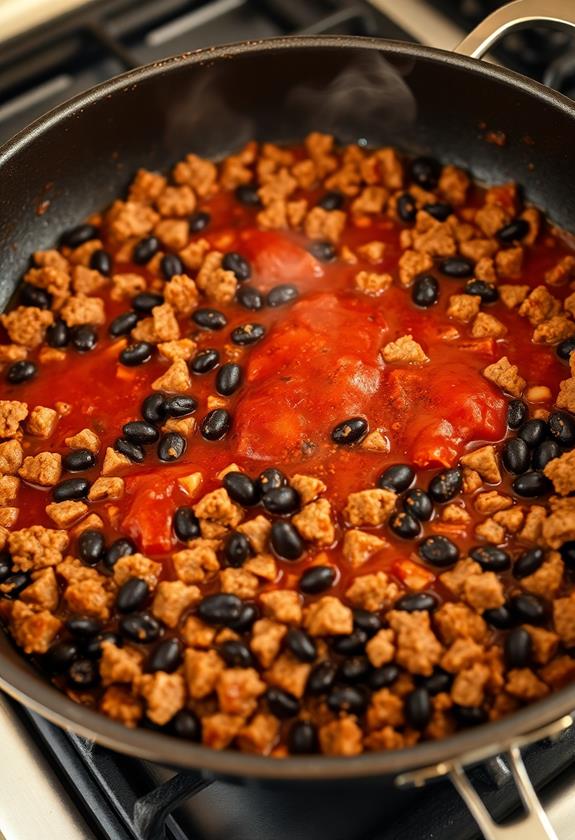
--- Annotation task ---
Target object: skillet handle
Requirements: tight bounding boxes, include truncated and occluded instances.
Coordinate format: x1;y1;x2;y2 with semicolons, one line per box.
395;714;574;840
454;0;575;59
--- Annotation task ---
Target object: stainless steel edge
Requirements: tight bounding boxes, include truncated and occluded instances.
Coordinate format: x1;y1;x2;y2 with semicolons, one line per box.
454;0;575;59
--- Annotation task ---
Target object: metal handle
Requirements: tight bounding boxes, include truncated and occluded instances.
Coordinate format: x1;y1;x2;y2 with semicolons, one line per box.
454;0;575;59
396;714;574;840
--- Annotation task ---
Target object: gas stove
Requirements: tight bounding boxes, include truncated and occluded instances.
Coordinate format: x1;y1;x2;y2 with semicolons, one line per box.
1;2;575;839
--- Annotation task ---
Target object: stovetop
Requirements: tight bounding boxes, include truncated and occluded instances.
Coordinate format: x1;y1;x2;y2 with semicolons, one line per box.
1;2;575;839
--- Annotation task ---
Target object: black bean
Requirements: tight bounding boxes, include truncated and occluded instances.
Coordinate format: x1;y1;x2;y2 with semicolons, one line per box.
309;241;336;262
483;605;514;629
410;156;440;189
219;640;254;669
222;251;251;281
317;191;343;211
428;467;462;503
133;235;159;264
288;721;318;755
440;257;475;278
192;308;227;330
403;488;433;522
378;463;415;493
548;410;575;449
507;399;528;429
513;471;552;498
158;432;186;462
132;292;164;313
230;603;260;632
510;593;547;624
20;282;52;309
331;416;368;445
236;284;264;310
327;685;367;715
469;545;510;572
68;659;100;688
258;468;287;492
389;511;421;539
412;274;439;307
332;629;367;656
141;393;167;424
270;521;304;560
561;541;575;570
423;202;452;221
397;192;417;222
70;324;98;352
200;409;231;441
164;394;197;417
518;418;548;448
504;627;532;668
109;311;139;337
464;279;499;304
502;437;530;474
262;486;300;515
513;548;545;579
557;336;575;363
172;709;202;741
395;592;438;612
123;420;160;445
6;360;37;384
160;253;184;280
0;572;29;598
90;248;112;275
44;641;79;673
46;318;69;348
267;284;299;307
418;535;459;567
423;669;452;696
189;210;211;232
266;687;300;719
0;553;11;583
299;566;336;594
340;656;371;684
497;218;530;244
66;617;102;639
216;362;242;395
104;537;136;569
307;661;337;695
78;529;106;565
532;439;561;470
454;705;488;727
173;507;200;542
198;593;243;625
120;613;161;643
369;664;400;690
82;631;122;659
61;223;99;248
285;628;317;663
224;532;252;568
353;609;382;638
115;437;145;462
231;323;266;345
148;639;183;673
117;578;149;613
405;687;432;729
53;477;90;502
234;184;261;207
119;342;153;366
223;472;260;507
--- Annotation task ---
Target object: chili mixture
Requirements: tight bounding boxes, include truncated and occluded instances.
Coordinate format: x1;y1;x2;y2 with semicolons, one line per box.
0;134;575;757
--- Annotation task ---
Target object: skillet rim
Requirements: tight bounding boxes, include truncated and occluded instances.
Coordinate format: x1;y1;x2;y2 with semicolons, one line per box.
1;34;575;779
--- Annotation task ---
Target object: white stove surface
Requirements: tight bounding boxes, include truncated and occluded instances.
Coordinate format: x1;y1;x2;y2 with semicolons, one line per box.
0;0;96;42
